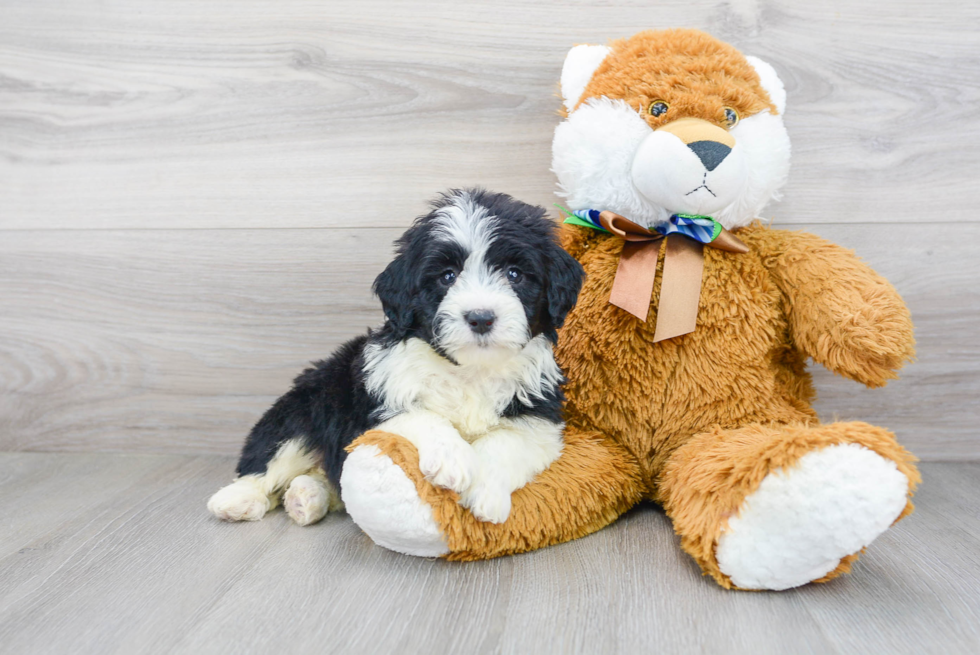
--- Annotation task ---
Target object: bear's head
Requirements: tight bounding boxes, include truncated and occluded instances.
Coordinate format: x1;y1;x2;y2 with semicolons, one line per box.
553;29;790;231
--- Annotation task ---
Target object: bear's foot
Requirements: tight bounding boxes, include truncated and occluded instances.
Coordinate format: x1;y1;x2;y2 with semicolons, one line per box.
342;428;646;561
715;443;909;590
341;443;450;557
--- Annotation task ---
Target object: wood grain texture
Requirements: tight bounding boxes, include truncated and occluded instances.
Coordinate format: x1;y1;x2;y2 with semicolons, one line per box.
0;454;977;654
1;0;977;459
1;222;977;459
1;0;979;229
0;228;393;454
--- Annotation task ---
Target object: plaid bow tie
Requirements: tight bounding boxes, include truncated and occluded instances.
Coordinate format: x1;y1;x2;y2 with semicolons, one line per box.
559;206;749;342
563;208;723;243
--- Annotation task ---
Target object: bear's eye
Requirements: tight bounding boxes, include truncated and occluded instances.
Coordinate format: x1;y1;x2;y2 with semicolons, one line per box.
439;269;457;286
648;100;669;118
723;107;739;128
506;267;523;284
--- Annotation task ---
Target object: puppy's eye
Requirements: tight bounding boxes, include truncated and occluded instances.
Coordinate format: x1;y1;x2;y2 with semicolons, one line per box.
648;100;669;118
506;267;523;284
723;106;739;128
439;269;457;286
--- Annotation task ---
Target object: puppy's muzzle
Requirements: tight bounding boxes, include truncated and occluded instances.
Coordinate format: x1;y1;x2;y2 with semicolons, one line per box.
464;310;496;335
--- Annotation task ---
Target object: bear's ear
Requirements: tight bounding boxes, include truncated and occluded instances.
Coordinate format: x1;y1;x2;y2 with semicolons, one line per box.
560;44;612;112
745;56;787;115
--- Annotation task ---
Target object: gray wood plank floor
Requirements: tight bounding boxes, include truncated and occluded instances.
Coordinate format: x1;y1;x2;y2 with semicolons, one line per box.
1;454;977;655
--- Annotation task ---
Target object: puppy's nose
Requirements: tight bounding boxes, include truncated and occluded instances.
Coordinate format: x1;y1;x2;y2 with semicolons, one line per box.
464;310;495;335
687;140;731;172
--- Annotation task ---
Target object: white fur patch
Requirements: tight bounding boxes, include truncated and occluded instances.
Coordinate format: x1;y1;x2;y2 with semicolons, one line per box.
341;444;450;557
553;98;662;225
560;44;612;112
374;409;479;493
431;192;497;256
361;336;565;525
460;417;564;523
716;443;909;590
363;335;562;439
207;439;339;525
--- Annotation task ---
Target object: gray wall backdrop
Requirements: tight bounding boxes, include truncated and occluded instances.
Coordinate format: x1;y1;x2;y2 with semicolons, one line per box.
1;0;977;459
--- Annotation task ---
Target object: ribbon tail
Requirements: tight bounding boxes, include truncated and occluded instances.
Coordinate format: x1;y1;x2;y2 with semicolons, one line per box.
652;236;705;343
609;240;661;321
710;228;750;253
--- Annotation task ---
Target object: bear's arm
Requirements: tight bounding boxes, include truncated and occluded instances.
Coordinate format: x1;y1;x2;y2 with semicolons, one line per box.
755;228;915;388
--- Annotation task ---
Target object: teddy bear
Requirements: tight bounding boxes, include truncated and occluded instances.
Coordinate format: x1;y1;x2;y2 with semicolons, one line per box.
338;28;920;591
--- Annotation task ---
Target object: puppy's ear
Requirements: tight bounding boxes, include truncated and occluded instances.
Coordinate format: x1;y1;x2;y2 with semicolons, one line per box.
543;245;585;342
373;252;415;337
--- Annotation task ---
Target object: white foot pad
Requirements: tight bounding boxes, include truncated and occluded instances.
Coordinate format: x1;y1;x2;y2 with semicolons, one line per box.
284;474;332;526
207;477;271;522
341;445;450;557
716;443;909;590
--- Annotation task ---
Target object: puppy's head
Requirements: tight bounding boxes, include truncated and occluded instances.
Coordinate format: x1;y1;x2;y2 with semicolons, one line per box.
374;189;584;366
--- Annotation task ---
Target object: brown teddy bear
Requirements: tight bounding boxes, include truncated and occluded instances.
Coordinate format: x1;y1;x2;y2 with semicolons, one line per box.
340;29;920;591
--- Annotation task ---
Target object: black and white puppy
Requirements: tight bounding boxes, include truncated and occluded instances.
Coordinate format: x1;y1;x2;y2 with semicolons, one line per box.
207;188;584;526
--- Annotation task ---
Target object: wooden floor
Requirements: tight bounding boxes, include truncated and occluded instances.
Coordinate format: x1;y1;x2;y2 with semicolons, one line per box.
0;454;977;655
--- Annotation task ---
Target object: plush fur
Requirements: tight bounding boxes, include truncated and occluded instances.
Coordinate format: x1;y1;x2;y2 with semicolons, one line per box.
342;29;920;591
208;188;584;527
553;29;791;230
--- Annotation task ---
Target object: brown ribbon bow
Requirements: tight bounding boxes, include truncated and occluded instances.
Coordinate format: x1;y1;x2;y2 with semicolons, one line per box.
595;211;749;342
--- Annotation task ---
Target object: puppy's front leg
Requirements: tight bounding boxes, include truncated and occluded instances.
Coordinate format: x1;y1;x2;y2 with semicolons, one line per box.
461;418;565;524
374;410;478;493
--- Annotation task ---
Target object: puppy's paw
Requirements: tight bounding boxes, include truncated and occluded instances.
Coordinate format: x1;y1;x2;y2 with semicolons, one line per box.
461;481;513;524
284;474;331;526
207;479;271;522
418;439;479;493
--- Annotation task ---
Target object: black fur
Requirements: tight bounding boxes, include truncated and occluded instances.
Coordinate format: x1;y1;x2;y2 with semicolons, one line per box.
235;335;378;487
234;189;585;489
374;188;584;347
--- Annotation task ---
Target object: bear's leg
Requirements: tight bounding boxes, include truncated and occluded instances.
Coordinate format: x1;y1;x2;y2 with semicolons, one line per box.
341;427;645;560
660;421;920;591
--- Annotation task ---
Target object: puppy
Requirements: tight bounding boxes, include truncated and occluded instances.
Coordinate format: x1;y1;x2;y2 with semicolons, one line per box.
207;188;585;526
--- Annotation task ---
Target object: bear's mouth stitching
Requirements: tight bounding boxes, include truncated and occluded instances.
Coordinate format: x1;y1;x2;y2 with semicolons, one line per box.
685;173;716;197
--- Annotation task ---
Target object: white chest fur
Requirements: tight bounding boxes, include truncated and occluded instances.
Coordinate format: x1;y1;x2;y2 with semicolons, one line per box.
363;336;561;440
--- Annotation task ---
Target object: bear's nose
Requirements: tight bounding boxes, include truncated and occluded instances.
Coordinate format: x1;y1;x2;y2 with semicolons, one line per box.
687;140;731;172
464;310;495;335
